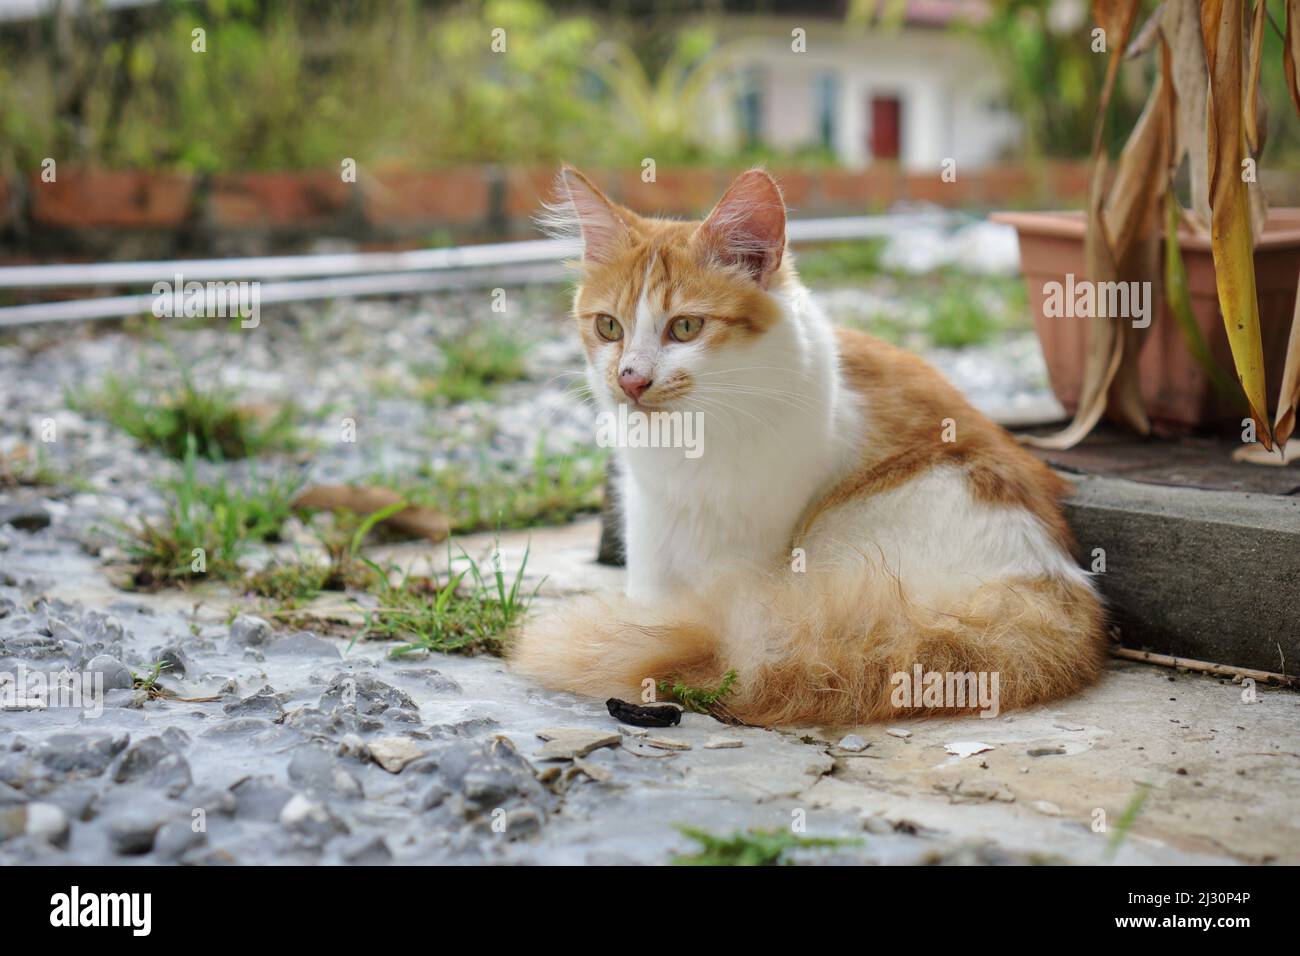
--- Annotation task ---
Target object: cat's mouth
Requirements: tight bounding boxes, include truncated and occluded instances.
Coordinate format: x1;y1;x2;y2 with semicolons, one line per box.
616;392;670;412
613;372;693;410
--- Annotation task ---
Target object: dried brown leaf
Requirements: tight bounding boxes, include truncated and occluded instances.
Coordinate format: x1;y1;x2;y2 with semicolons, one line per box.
292;484;450;543
1126;2;1166;58
1287;0;1300;116
1162;0;1211;228
1272;276;1300;447
1021;164;1127;451
1024;2;1153;450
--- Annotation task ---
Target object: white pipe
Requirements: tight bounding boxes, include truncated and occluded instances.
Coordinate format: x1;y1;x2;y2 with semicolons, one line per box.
0;239;581;289
0;263;567;327
1;212;955;290
0;211;960;328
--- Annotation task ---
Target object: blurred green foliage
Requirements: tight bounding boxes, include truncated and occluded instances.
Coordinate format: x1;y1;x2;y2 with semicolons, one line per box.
3;0;594;171
0;0;751;173
968;0;1141;160
3;0;1295;174
971;0;1300;164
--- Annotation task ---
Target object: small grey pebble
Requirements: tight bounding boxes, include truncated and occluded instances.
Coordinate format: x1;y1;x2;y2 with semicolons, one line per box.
158;646;191;677
86;655;133;691
229;615;274;647
341;834;392;865
862;815;894;835
0;502;52;532
1028;746;1067;757
154;821;207;861
109;817;162;855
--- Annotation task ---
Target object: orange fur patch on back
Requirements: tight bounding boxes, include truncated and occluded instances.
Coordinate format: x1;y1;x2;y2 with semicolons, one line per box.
801;328;1077;555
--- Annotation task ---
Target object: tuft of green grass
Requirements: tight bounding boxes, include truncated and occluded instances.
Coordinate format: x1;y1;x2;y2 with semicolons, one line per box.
72;369;301;461
356;542;539;657
671;827;858;866
1103;784;1152;864
372;443;605;534
119;439;300;588
414;326;529;404
132;660;171;693
245;558;332;607
923;287;1005;348
796;245;1031;349
0;446;79;490
243;506;392;609
793;240;887;285
658;669;737;714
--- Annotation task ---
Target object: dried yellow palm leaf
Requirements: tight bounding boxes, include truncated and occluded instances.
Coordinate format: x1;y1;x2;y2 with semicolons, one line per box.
1245;0;1267;153
1243;2;1270;240
1201;0;1275;450
1273;279;1300;447
1287;0;1300;115
1163;192;1246;407
1276;1;1300;448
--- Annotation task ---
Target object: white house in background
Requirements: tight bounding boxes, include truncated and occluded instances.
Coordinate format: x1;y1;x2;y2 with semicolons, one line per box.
695;1;1021;171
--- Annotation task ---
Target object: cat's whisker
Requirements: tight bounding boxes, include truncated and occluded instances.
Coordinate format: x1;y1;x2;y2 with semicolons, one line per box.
544;370;593;385
691;374;821;392
686;392;759;442
689;397;799;437
692;365;819;378
689;385;822;416
684;395;748;445
691;382;821;407
686;392;778;441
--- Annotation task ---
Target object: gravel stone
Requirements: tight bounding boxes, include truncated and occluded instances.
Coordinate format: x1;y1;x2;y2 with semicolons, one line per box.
320;673;417;716
86;655;133;691
109;817;162;855
229;615;274;647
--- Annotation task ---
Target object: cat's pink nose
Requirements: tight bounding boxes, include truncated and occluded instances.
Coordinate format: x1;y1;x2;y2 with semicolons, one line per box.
619;370;652;401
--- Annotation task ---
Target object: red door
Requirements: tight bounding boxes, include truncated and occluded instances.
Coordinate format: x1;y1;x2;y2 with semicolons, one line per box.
869;96;901;161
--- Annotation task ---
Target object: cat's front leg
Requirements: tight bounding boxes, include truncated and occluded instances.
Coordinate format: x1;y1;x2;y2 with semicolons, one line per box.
620;492;679;602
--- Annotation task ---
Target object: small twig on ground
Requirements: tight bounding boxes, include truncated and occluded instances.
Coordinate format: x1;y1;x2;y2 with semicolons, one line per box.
1111;647;1299;688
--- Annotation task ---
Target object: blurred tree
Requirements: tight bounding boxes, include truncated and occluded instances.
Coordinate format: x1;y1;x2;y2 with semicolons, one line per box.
967;0;1145;161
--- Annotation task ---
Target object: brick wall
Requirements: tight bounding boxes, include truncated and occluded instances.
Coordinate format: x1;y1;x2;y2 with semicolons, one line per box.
2;162;1095;262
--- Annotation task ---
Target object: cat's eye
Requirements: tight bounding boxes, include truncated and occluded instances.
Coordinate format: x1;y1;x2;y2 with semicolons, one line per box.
594;314;623;342
668;316;704;342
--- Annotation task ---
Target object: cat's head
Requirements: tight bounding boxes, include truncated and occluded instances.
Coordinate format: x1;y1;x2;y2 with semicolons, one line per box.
544;166;789;411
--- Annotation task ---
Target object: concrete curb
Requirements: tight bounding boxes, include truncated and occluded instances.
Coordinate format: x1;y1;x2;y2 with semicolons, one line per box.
1063;474;1300;674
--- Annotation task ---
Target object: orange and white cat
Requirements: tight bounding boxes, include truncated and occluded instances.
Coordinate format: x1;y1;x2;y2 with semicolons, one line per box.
511;166;1107;726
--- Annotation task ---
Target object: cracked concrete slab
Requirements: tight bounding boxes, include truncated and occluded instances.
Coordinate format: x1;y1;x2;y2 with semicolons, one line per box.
798;658;1300;864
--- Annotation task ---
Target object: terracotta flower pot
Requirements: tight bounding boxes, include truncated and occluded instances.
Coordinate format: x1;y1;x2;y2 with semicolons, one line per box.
991;209;1300;432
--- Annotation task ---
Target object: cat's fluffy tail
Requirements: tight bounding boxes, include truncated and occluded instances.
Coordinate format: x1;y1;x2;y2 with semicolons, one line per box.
509;568;1107;725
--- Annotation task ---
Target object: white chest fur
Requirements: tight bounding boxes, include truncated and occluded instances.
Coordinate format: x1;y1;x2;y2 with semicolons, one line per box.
604;287;858;600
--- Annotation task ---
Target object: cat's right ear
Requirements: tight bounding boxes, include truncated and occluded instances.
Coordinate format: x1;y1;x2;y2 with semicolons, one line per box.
539;166;630;265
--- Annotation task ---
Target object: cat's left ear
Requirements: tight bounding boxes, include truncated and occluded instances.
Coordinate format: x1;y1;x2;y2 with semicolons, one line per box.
698;169;786;288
